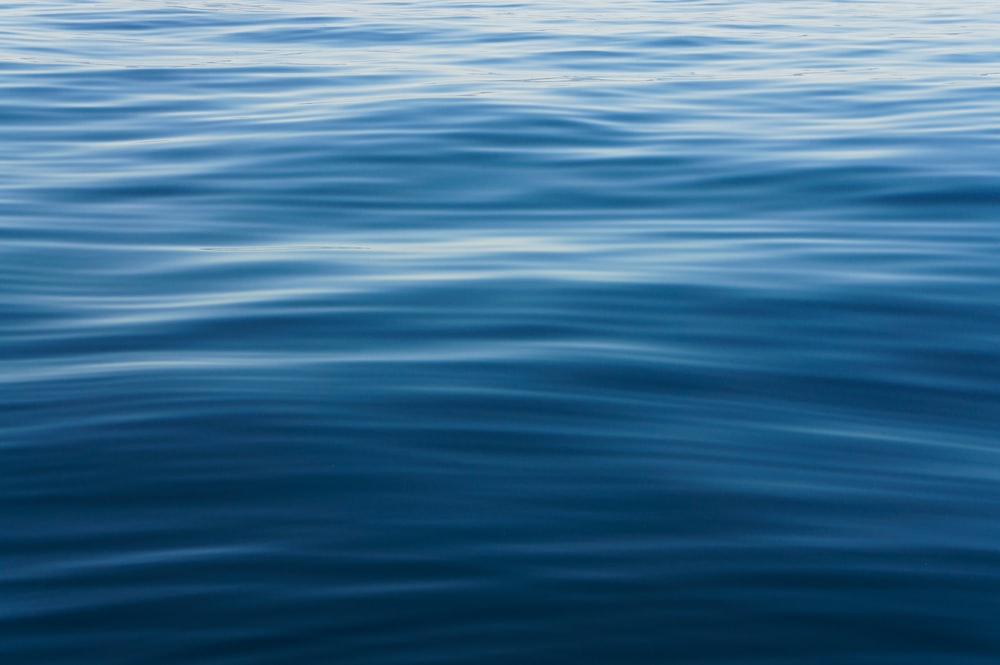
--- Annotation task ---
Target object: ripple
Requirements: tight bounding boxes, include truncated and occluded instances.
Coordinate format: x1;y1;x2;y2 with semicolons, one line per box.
4;1;1000;664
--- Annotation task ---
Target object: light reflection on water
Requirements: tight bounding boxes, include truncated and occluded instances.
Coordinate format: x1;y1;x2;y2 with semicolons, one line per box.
3;1;1000;664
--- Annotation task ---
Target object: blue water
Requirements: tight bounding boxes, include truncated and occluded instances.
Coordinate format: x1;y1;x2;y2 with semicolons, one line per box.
3;1;1000;662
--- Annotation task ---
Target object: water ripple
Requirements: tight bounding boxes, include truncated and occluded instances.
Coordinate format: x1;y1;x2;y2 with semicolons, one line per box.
3;1;1000;663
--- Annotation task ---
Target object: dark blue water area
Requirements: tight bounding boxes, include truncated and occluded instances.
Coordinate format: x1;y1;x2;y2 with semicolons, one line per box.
3;1;1000;663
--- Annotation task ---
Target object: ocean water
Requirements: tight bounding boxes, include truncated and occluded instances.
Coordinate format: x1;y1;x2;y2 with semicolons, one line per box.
3;0;1000;662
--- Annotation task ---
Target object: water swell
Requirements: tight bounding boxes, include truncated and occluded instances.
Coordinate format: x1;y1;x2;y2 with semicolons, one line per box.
4;1;1000;663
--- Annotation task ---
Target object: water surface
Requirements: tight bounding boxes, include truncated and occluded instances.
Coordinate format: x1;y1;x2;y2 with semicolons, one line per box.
3;1;1000;663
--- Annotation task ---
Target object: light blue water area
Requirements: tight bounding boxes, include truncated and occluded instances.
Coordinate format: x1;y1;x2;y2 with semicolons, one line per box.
3;1;1000;663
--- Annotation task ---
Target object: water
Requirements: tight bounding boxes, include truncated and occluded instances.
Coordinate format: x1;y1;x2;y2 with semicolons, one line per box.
3;1;1000;662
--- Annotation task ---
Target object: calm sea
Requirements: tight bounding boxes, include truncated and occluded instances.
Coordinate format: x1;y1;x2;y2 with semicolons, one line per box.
3;1;1000;663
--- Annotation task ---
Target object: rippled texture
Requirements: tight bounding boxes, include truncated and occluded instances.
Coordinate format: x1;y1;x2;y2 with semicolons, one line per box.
3;1;1000;663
